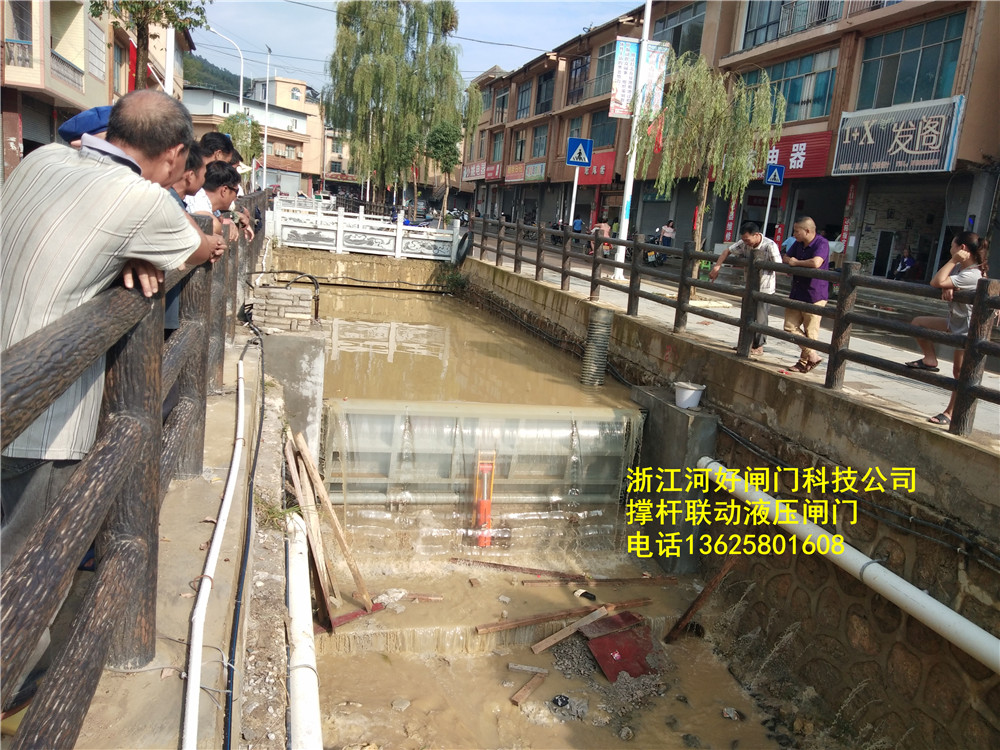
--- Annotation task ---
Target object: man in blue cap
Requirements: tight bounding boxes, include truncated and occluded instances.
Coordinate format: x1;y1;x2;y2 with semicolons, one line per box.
57;105;112;146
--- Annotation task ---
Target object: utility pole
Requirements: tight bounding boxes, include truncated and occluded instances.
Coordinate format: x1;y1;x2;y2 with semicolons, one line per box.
262;46;271;194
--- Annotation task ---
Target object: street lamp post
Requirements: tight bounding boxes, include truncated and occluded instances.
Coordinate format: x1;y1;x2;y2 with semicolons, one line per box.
262;46;270;194
206;26;243;108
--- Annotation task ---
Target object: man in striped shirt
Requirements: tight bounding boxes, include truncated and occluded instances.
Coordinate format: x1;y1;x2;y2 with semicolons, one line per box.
1;90;222;569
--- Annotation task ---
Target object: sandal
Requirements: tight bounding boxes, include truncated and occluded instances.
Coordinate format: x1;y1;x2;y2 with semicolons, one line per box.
906;359;940;372
927;413;951;425
790;359;822;373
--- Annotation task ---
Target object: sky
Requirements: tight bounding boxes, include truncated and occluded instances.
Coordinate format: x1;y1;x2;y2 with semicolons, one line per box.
189;0;642;93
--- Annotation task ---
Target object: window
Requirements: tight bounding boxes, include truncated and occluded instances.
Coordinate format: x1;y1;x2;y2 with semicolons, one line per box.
266;142;274;156
222;101;230;114
743;1;785;49
482;88;492;110
10;0;31;40
532;124;548;158
478;130;486;159
743;48;838;121
491;131;504;162
286;145;296;159
513;130;526;161
290;87;301;100
856;12;965;110
330;139;342;153
535;70;555;115
594;42;615;96
567;56;590;105
113;43;127;94
329;160;342;173
569;116;582;140
590;110;616;148
494;87;509;124
653;1;705;56
516;82;532;119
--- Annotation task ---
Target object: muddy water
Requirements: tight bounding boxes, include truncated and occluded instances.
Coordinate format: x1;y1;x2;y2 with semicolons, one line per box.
318;287;632;406
310;287;777;749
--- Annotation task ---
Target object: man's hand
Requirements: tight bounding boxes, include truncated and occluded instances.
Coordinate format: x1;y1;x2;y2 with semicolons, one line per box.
708;263;721;282
209;233;226;263
122;259;164;297
941;288;954;302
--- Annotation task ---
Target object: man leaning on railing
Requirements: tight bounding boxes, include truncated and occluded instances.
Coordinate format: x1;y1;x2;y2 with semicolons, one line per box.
0;90;224;709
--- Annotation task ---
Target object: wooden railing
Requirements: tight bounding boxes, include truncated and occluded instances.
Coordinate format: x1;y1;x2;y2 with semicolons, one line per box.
469;217;1000;438
0;196;263;748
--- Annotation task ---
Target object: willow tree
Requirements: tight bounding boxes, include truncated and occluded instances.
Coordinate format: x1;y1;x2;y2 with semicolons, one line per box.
89;1;210;91
634;52;786;253
218;113;262;188
326;0;464;214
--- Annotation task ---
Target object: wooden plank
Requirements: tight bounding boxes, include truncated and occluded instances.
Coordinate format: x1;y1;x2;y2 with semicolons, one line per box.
353;591;443;603
294;432;374;613
284;438;338;623
579;611;645;639
508;663;549;675
475;598;652;635
531;607;608;654
510;673;546;706
664;554;738;644
449;557;583;579
329;602;386;631
296;450;342;607
521;576;677;587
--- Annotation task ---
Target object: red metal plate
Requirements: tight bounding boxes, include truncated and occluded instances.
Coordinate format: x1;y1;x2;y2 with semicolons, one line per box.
586;624;655;682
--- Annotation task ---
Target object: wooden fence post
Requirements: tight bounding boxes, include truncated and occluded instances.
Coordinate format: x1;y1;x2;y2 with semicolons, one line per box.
674;240;694;333
98;290;164;669
514;220;523;274
825;261;859;390
173;263;211;479
561;226;571;292
495;217;504;267
589;233;602;301
226;232;241;344
534;222;544;282
951;277;1000;436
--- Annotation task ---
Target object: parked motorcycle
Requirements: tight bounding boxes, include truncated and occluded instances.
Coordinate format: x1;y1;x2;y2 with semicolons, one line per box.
625;232;668;266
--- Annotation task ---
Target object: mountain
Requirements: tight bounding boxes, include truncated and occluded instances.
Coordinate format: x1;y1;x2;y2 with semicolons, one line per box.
183;54;244;96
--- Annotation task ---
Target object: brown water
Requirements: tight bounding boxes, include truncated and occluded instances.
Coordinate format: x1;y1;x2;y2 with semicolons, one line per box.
310;286;778;750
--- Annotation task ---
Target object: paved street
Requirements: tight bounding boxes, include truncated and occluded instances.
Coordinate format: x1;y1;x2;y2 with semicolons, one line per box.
477;248;1000;449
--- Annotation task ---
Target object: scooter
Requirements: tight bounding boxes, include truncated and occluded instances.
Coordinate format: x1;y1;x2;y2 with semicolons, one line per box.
625;233;667;266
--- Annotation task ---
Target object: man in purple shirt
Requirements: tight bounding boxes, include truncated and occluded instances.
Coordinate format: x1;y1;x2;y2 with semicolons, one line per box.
781;216;829;373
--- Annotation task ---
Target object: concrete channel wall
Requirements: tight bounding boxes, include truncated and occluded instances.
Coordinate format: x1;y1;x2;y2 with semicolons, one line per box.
458;257;1000;748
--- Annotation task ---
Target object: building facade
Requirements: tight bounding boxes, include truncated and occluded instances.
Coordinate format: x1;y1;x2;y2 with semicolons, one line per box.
463;0;999;278
1;1;194;181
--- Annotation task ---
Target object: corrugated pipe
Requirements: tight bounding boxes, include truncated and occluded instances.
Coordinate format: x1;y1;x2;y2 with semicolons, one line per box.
697;457;1000;674
580;306;614;386
285;515;323;749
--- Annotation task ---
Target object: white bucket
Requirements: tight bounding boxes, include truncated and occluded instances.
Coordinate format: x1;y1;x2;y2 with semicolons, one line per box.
674;381;706;409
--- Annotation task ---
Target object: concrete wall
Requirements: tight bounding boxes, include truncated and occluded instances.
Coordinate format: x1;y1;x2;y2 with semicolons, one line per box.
268;249;448;291
458;257;1000;749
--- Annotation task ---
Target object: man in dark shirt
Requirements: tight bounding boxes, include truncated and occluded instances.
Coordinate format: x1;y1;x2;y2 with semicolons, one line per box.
781;216;830;373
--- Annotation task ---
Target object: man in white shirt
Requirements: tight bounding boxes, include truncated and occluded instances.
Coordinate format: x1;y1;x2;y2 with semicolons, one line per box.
709;221;782;356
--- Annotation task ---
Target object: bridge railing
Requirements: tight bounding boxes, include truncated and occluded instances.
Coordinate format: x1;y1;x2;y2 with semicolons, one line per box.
0;204;256;748
469;217;1000;438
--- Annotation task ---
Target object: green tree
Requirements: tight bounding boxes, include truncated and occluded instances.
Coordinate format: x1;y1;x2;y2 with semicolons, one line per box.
90;1;210;91
326;0;463;216
634;52;786;254
218;113;262;187
461;81;482;165
426;121;462;227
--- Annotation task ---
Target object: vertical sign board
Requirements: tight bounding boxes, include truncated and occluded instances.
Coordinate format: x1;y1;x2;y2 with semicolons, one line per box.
609;37;639;119
636;40;670;114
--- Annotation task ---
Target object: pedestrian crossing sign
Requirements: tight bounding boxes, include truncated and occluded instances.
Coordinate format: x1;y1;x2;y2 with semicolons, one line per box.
764;164;785;186
566;138;593;167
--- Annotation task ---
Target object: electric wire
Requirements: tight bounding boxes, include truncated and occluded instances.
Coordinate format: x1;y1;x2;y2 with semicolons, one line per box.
221;322;266;750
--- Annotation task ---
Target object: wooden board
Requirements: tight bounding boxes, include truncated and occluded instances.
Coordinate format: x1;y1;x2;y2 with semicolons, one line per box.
521;576;676;587
531;607;608;654
579;611;645;639
587;624;655;682
510;673;546;706
449;557;583;579
328;602;386;631
475;598;652;635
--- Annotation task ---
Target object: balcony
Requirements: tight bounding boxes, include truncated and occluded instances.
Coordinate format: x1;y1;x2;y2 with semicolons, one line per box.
565;73;614;106
845;0;903;17
50;50;83;91
4;39;32;68
778;0;843;37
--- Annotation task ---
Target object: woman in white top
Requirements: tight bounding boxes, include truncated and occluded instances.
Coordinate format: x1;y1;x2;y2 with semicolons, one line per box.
904;232;990;425
658;219;676;247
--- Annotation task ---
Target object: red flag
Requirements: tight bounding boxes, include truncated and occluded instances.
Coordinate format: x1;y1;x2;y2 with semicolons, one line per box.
647;114;664;154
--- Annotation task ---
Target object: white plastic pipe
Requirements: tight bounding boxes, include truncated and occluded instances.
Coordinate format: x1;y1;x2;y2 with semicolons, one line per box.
181;361;246;750
697;457;1000;674
285;515;324;749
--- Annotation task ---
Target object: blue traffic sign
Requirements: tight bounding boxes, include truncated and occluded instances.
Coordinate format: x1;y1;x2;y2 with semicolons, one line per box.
566;138;593;167
764;164;785;187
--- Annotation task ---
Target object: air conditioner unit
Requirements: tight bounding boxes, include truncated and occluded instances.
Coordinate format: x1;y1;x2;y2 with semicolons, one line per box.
287;124;294;131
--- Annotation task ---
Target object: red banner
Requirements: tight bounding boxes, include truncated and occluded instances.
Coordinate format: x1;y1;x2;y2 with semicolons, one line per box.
755;132;833;180
578;151;615;185
485;163;502;181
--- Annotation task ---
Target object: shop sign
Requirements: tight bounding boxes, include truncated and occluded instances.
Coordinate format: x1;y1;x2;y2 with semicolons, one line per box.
752;132;833;180
840;176;858;243
579;151;615;185
462;160;486;181
506;163;525;183
525;162;546;181
832;96;964;176
485;162;502;181
724;199;738;242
